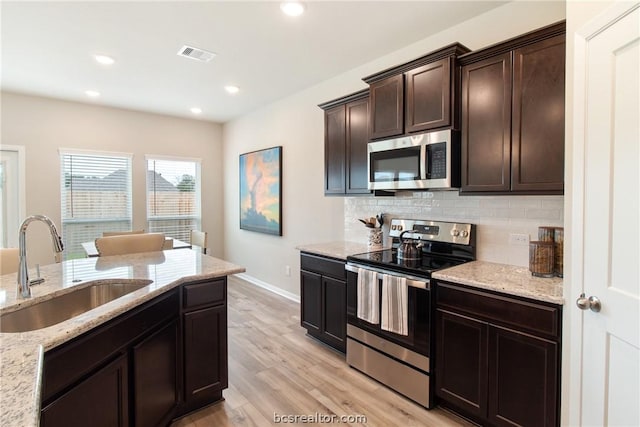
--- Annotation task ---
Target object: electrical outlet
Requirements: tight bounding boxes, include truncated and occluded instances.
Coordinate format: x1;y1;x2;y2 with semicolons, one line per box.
285;265;291;277
509;233;530;245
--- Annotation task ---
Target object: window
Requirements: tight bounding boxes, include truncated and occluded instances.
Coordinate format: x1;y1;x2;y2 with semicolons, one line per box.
146;156;201;242
60;149;132;259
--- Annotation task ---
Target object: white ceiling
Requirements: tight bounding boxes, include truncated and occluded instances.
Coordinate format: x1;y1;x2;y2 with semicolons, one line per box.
1;1;507;123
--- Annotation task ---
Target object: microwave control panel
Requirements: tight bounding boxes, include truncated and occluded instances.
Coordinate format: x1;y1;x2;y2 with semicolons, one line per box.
426;142;447;179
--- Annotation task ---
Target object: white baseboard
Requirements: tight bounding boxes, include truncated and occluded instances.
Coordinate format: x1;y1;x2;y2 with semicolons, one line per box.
233;273;300;303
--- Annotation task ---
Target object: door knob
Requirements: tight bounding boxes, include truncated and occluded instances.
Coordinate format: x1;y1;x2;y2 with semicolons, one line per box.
576;293;602;312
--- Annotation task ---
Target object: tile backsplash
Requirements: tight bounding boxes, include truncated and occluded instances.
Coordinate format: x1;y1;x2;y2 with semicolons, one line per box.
345;191;564;267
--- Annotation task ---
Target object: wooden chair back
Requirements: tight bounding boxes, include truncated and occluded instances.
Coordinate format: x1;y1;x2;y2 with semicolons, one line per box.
95;233;165;256
102;230;145;237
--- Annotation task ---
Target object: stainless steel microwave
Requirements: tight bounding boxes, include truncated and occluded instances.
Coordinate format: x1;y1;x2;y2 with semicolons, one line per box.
367;129;460;191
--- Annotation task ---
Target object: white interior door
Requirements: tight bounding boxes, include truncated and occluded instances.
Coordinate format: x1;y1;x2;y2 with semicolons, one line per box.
0;146;25;248
572;2;640;426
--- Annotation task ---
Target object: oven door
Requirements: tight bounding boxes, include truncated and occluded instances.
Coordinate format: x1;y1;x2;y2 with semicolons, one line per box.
345;263;431;357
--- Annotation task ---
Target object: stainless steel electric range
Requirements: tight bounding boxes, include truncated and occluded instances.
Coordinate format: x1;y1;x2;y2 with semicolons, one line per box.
345;218;475;408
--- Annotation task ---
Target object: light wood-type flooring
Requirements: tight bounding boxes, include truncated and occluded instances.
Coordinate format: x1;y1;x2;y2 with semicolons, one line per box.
172;275;471;427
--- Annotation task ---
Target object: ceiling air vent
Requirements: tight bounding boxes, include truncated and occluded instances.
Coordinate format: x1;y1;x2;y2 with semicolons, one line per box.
177;45;216;62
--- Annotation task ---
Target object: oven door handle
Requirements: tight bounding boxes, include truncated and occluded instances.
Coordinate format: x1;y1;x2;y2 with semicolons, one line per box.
345;263;430;290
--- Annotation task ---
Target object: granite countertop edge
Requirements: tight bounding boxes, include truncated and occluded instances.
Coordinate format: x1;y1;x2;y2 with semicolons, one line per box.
0;250;245;427
433;260;564;305
296;241;387;261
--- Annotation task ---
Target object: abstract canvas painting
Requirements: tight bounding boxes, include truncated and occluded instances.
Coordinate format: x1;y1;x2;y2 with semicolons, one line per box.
239;146;282;236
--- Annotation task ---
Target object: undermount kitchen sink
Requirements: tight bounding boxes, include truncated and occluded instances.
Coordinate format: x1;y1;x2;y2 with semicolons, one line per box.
0;279;153;333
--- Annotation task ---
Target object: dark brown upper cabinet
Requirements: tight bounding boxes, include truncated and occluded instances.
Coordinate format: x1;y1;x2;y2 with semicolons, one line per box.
405;58;452;133
368;74;404;139
363;43;470;141
319;89;371;196
460;21;566;195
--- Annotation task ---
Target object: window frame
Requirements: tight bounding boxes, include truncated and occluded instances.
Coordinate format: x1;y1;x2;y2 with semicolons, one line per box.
145;154;202;242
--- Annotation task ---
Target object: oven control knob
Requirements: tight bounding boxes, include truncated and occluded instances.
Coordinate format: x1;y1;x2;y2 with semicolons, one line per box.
397;225;403;231
391;225;396;230
460;230;469;238
451;229;460;237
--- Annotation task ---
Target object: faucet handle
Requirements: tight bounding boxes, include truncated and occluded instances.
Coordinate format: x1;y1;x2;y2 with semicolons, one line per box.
29;264;45;286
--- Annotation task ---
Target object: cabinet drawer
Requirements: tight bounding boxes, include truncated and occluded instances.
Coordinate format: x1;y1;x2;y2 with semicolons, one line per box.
300;253;346;281
183;279;226;309
436;281;561;340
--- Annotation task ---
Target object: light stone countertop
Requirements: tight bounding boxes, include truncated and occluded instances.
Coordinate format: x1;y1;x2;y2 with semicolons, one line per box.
296;241;389;260
433;260;564;305
0;249;245;427
297;242;563;305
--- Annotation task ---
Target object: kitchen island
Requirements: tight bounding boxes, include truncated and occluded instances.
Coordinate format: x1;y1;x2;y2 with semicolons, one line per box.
0;249;244;427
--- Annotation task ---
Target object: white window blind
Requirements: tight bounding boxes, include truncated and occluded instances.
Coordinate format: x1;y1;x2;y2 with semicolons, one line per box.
146;157;201;242
60;150;132;259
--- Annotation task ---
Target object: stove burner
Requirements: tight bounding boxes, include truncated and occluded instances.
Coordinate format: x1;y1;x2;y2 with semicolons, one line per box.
348;248;469;277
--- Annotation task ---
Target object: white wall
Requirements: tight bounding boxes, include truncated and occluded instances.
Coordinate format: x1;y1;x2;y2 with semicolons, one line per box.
0;91;224;266
223;1;567;296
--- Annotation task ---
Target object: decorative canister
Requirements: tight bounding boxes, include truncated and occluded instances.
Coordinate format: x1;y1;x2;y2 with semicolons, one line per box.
529;241;555;277
538;226;556;242
554;227;564;277
367;228;383;249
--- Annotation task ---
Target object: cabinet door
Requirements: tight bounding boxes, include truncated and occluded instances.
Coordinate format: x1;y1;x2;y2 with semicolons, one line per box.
184;304;228;405
345;97;371;194
322;276;346;352
405;58;451;133
324;105;346;195
41;354;129;427
461;53;512;192
511;35;565;193
132;320;179;427
435;309;488;419
488;325;559;427
369;74;404;139
301;270;322;332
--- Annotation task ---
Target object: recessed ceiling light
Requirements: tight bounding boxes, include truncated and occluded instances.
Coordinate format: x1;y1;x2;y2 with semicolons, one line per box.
225;85;240;95
190;107;202;114
85;90;100;98
280;2;305;17
94;54;115;65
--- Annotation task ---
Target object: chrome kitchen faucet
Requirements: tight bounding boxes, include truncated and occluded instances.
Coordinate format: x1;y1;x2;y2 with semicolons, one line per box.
17;215;64;298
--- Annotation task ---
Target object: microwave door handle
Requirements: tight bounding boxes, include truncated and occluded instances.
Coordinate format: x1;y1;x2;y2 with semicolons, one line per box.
421;145;427;180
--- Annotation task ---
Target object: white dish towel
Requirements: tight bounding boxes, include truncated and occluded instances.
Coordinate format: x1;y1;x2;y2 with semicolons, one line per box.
357;268;380;324
381;274;408;336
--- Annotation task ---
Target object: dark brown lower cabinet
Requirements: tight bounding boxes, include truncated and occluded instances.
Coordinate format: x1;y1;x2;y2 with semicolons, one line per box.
182;304;228;413
40;277;230;426
300;253;347;353
435;309;488;419
41;353;129;427
177;277;228;416
133;320;179;427
301;269;322;333
488;325;558;427
435;281;561;427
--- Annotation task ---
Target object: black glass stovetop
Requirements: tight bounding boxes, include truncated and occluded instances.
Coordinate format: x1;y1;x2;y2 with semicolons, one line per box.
347;248;469;278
